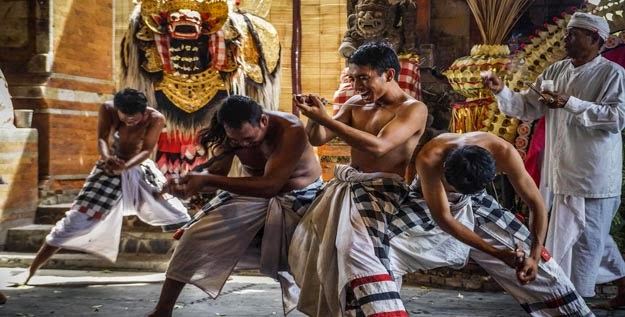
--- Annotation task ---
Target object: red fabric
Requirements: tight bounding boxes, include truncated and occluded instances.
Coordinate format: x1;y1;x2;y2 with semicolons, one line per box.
397;59;422;100
603;45;625;68
154;33;173;73
208;30;228;70
349;274;394;288
524;117;545;187
156;132;207;178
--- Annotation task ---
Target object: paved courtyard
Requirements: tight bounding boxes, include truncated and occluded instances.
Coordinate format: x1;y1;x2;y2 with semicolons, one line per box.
0;268;623;316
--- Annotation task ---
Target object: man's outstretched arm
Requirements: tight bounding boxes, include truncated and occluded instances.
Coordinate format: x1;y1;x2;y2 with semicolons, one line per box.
174;119;310;198
495;143;548;283
298;95;428;157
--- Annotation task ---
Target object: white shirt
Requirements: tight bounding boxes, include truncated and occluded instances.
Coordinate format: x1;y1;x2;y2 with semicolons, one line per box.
496;56;625;198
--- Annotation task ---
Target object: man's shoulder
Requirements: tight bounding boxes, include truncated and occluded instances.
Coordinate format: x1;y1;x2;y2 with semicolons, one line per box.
146;107;165;122
268;110;303;127
544;59;570;75
597;57;625;75
398;96;427;115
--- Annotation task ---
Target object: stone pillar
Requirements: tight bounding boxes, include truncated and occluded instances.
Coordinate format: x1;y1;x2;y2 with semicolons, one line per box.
0;0;115;202
0;52;38;246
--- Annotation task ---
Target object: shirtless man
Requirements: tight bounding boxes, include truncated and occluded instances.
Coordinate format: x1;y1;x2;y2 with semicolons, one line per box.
289;42;428;317
147;94;322;317
412;131;591;316
25;88;190;284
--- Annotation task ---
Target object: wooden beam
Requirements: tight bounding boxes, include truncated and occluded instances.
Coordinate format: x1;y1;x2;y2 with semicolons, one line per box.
416;0;431;43
291;0;301;116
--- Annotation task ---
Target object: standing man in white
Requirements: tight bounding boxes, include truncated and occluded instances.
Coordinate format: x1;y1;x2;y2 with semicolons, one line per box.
483;12;625;309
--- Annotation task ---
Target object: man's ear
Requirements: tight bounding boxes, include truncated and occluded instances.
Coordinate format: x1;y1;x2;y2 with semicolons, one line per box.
260;114;269;127
386;69;395;82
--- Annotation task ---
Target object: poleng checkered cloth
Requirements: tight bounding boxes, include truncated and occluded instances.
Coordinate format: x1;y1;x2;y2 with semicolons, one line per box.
72;162;122;219
333;166;432;276
208;30;228;71
471;191;531;245
397;59;422;100
178;178;323;233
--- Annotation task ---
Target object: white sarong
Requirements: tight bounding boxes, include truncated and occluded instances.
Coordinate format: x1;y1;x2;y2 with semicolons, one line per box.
392;188;593;316
46;160;190;262
290;165;412;317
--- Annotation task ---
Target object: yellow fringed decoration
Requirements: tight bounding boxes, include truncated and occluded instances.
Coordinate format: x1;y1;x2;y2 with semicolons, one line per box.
449;100;492;134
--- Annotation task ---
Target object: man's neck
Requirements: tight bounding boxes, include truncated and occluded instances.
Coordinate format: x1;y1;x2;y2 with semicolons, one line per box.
571;52;599;67
375;84;406;107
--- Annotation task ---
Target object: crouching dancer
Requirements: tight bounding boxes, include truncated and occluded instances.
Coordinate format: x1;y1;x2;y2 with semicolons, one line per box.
289;42;428;317
401;131;592;316
147;95;322;317
25;88;191;284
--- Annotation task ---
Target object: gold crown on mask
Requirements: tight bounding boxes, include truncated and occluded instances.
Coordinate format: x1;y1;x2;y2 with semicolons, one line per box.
136;0;229;34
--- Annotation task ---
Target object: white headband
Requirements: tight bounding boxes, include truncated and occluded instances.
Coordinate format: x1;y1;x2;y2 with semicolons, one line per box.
567;12;610;41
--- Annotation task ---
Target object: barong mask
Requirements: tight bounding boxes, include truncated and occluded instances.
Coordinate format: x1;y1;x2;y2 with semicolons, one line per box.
140;0;229;38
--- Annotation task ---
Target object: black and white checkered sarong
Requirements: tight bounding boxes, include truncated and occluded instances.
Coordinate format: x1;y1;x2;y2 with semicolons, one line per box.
471;191;531;245
334;167;432;275
180;178;323;230
72;162;122;219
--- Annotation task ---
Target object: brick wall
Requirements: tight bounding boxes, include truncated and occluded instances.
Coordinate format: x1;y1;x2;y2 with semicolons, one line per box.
0;0;115;198
0;128;38;245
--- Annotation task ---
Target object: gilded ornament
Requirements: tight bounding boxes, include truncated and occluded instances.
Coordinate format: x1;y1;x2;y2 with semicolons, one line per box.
156;68;227;113
245;14;280;74
229;13;262;83
142;45;164;72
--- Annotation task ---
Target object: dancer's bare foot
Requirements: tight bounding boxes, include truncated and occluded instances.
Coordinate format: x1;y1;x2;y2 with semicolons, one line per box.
0;291;7;305
25;243;60;285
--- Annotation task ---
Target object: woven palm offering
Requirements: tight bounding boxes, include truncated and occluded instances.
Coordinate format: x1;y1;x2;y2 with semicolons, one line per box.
445;0;531;143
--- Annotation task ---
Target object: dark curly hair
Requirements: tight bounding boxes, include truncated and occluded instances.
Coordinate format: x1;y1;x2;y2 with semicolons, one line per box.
443;145;495;195
113;88;148;115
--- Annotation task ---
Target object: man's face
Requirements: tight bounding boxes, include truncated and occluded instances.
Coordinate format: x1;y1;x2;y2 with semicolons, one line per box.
564;27;599;58
224;119;266;148
117;110;144;127
348;64;390;104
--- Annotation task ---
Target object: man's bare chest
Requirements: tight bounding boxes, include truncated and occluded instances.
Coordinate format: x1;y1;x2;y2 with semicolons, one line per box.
352;108;396;135
234;145;272;168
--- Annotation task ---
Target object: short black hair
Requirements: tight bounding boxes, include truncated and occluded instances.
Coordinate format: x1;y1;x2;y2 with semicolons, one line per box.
217;95;263;129
348;42;401;81
113;88;148;115
444;145;496;195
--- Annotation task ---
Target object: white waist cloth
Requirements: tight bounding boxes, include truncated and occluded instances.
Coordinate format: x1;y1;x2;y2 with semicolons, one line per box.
390;190;474;278
290;166;409;317
545;194;586;276
45;160;190;262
